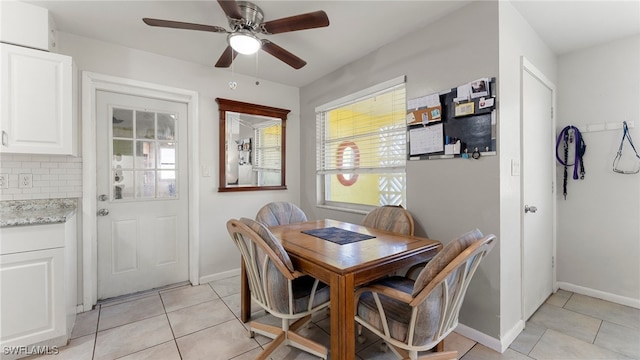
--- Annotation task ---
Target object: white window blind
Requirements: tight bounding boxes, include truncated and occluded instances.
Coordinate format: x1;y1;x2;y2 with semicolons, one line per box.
254;121;281;173
316;77;407;176
315;76;407;209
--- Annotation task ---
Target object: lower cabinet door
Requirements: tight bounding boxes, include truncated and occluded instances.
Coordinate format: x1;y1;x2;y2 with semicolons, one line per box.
0;247;65;348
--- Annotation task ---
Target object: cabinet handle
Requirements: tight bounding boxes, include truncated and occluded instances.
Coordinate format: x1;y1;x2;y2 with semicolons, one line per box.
1;131;7;147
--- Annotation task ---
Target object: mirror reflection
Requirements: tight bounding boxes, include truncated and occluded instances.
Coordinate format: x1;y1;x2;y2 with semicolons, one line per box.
226;112;282;187
216;98;289;192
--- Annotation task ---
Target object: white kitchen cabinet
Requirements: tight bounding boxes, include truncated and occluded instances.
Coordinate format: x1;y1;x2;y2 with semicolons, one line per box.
0;214;77;354
0;1;56;52
0;43;76;155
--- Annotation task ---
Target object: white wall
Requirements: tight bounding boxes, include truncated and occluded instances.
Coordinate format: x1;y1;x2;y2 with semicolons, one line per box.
301;1;503;341
55;32;301;289
556;34;640;306
498;0;558;345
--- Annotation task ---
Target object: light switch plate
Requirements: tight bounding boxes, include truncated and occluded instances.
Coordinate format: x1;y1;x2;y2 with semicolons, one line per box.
511;159;520;176
0;174;8;189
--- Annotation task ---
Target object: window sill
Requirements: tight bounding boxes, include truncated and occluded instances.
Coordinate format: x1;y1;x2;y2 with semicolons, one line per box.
315;204;370;215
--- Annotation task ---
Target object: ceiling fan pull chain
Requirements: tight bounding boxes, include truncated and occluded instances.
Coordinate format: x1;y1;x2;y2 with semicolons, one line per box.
255;51;260;85
229;48;238;90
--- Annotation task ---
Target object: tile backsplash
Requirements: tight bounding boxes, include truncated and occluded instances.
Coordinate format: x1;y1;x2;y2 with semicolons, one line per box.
0;154;82;200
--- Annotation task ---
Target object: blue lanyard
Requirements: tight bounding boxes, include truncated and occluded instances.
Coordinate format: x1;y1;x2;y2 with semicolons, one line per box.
556;126;586;199
613;121;640;174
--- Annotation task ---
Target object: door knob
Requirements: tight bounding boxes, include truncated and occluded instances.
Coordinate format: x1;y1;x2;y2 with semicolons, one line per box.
97;208;110;216
524;205;538;213
98;194;108;201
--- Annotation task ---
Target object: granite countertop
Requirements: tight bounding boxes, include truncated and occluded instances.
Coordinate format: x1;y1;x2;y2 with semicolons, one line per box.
0;199;77;227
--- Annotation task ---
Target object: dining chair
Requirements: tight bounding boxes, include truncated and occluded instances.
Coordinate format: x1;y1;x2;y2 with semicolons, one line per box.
255;201;308;226
361;205;415;235
226;218;330;359
354;229;496;360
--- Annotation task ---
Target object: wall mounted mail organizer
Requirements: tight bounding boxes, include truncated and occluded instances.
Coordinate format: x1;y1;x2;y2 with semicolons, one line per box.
407;77;496;160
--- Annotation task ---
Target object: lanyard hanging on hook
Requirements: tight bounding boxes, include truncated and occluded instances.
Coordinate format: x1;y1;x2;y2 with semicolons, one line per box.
613;121;640;174
556;125;586;200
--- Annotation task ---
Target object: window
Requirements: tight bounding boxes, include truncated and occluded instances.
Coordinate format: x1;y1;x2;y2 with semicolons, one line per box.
316;76;406;211
253;120;282;186
111;108;178;200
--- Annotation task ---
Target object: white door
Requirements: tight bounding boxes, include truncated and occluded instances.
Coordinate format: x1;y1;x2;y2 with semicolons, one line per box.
96;91;189;300
522;63;555;320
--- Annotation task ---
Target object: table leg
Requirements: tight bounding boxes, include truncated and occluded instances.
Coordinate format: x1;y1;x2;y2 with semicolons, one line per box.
240;258;250;323
330;273;356;360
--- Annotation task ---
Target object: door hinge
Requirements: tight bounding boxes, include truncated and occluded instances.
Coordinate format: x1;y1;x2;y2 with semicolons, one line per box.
551;107;554;119
552;256;555;268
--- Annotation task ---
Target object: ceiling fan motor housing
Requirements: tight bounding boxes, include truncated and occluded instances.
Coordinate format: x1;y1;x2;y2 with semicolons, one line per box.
229;1;264;32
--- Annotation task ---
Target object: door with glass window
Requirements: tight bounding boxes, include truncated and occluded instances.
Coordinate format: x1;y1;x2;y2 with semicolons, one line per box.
96;91;188;300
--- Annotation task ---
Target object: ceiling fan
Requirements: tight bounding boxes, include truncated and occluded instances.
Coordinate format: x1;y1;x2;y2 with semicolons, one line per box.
143;0;329;69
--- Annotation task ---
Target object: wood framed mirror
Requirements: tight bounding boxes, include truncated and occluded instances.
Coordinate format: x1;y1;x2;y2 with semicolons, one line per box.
216;98;289;192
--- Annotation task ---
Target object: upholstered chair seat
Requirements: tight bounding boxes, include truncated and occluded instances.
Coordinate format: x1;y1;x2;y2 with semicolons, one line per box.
354;229;496;360
227;217;330;359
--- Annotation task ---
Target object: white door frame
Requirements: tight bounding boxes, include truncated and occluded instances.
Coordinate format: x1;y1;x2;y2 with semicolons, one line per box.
81;72;199;311
520;57;558;322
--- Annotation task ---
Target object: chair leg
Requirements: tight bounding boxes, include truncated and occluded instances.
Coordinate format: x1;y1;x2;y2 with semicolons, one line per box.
250;321;282;340
418;350;458;360
253;315;327;359
288;331;328;359
256;331;287;360
356;324;367;344
289;314;312;331
436;339;444;352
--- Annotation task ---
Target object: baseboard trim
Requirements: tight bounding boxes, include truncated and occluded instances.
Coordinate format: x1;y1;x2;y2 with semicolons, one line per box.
199;268;241;284
454;323;502;353
500;319;525;352
557;282;640;309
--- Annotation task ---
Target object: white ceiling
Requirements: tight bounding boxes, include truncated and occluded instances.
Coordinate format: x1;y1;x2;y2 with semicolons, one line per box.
511;0;640;55
24;0;640;88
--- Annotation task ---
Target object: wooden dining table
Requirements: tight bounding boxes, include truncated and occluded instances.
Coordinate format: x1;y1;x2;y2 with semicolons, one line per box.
239;219;442;360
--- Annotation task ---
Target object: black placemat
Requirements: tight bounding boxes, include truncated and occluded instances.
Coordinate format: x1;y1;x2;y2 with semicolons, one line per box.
301;227;375;245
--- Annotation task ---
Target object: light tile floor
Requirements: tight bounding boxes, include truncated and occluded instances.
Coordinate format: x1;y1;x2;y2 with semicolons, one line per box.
26;277;640;360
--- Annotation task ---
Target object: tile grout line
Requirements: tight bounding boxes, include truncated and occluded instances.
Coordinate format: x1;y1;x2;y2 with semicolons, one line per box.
157;290;185;360
91;304;101;360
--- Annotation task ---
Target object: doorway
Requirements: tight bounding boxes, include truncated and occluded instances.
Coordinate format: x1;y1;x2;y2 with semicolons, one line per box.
82;72;200;310
521;58;556;320
96;91;189;299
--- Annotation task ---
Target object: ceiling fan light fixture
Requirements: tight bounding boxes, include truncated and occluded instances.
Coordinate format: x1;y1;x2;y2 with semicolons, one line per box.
228;30;261;55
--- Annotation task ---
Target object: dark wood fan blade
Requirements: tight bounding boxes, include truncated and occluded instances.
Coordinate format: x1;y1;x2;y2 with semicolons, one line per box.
143;18;227;33
261;40;306;69
217;0;243;19
215;46;238;68
260;10;329;34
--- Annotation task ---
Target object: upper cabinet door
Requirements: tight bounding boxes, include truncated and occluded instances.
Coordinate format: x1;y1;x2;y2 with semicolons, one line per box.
1;44;75;155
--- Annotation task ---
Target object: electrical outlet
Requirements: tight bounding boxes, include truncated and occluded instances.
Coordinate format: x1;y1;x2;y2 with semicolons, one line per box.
0;174;8;189
19;173;32;189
